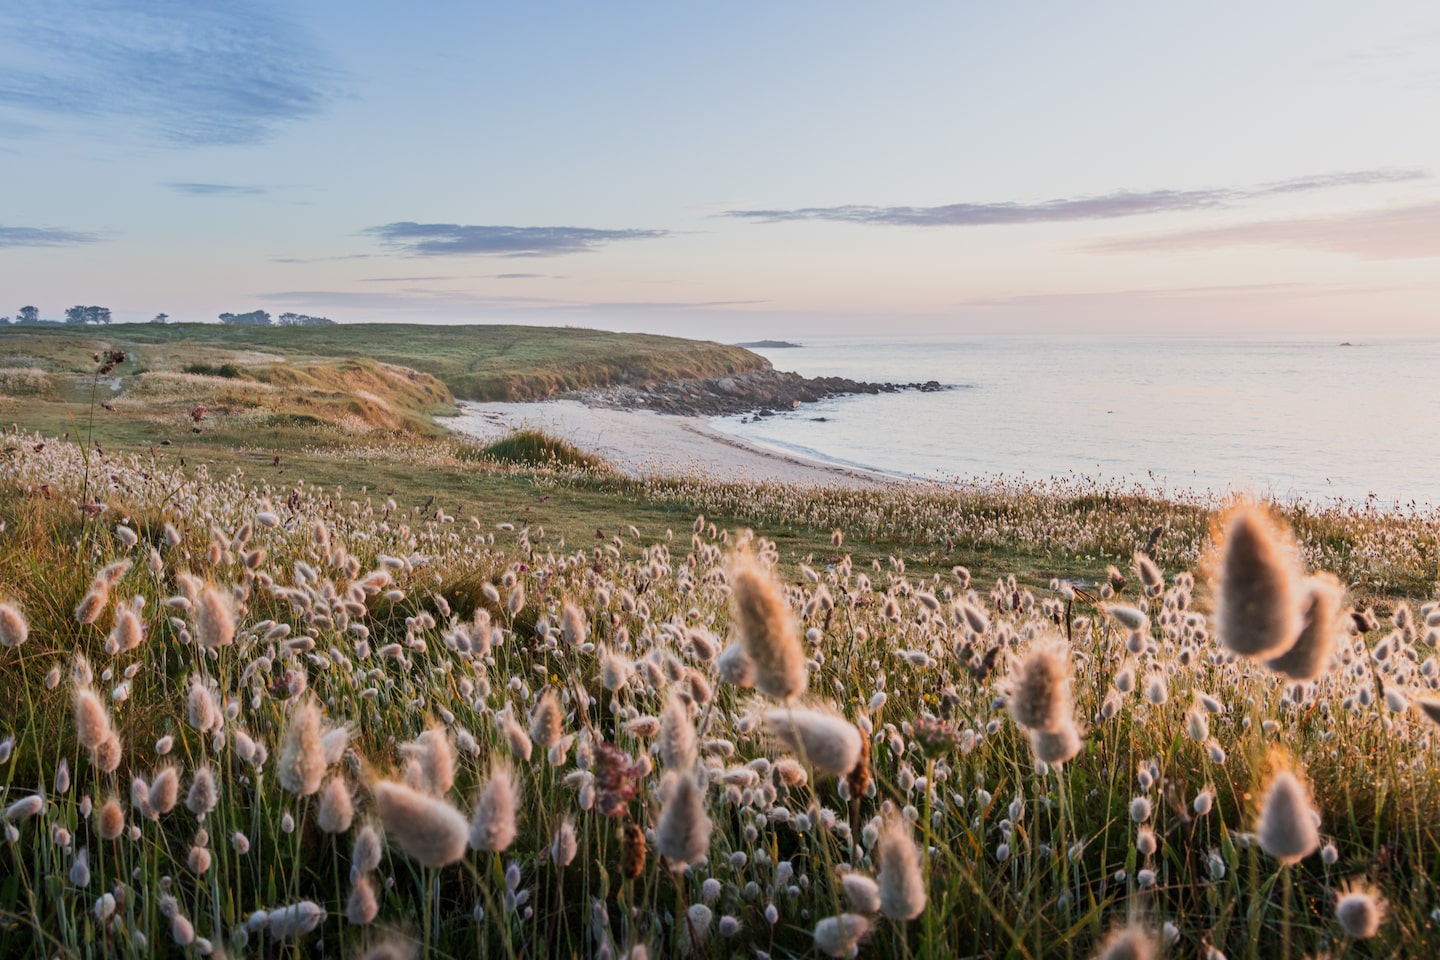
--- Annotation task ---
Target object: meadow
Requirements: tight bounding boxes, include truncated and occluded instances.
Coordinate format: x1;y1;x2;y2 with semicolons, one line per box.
2;326;1439;959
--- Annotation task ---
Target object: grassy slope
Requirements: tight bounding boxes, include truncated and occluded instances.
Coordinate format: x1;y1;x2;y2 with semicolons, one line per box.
0;322;768;401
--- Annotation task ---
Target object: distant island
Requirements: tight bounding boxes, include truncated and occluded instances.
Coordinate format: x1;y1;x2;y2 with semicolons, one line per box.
735;339;802;348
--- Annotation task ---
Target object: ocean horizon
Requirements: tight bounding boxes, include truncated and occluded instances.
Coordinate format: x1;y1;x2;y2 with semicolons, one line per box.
711;334;1440;508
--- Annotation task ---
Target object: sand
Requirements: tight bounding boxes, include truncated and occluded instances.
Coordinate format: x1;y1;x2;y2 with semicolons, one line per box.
446;400;895;487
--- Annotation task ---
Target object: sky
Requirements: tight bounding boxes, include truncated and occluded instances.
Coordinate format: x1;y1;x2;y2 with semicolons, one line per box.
1;0;1438;338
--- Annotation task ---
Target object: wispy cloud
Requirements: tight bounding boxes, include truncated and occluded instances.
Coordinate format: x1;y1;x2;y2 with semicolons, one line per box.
1085;201;1440;260
0;224;100;248
166;182;266;196
364;222;670;257
723;169;1429;228
0;0;338;146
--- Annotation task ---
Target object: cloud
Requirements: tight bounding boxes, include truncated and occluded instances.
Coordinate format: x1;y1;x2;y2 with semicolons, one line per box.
0;224;100;248
166;182;266;196
364;222;670;257
1084;201;1440;260
723;169;1429;228
0;0;338;146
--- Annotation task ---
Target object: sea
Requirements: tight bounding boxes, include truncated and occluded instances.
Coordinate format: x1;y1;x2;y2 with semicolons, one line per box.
707;335;1440;508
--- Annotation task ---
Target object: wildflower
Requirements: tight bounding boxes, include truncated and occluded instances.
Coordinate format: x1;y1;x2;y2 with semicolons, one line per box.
593;742;645;817
0;603;29;648
621;820;646;878
1335;880;1386;939
1134;552;1164;596
277;698;326;796
1256;766;1320;864
1129;796;1152;823
372;780;469;868
876;814;926;920
1214;504;1299;658
764;706;862;777
814;914;871;957
912;715;965;758
654;771;712;868
469;761;520;853
731;552;806;703
149;767;179;816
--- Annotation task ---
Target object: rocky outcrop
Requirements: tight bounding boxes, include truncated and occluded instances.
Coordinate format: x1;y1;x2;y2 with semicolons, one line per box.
568;368;946;417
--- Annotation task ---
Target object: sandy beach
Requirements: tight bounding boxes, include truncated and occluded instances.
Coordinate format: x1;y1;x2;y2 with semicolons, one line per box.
446;400;896;487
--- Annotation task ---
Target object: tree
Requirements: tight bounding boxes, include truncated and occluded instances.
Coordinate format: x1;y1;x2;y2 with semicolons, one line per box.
152;313;169;324
218;310;272;326
17;306;39;324
277;312;335;326
64;305;112;325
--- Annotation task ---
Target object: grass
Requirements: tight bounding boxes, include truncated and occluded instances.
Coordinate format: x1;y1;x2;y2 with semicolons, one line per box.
1;326;1439;959
0;322;768;401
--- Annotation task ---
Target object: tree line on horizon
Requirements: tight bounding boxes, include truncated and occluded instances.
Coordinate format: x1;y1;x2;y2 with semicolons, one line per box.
1;307;335;326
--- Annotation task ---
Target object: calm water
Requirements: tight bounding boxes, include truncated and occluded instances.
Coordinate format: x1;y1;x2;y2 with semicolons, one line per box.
710;336;1440;506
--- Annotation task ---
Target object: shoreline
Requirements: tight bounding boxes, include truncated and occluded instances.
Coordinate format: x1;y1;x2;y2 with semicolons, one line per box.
446;399;902;487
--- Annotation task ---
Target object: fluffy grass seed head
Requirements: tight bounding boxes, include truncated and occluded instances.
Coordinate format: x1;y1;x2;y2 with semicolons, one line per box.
763;706;862;778
1029;720;1083;766
73;684;114;751
1256;757;1321;865
372;779;469;868
469;761;520;853
814;913;872;958
1334;879;1386;940
0;603;29;648
1213;503;1301;659
654;770;712;868
1007;639;1073;733
278;697;327;797
1093;925;1157;960
317;777;355;834
195;585;236;650
1265;574;1342;682
876;814;926;920
529;689;564;750
730;552;806;703
659;694;697;772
